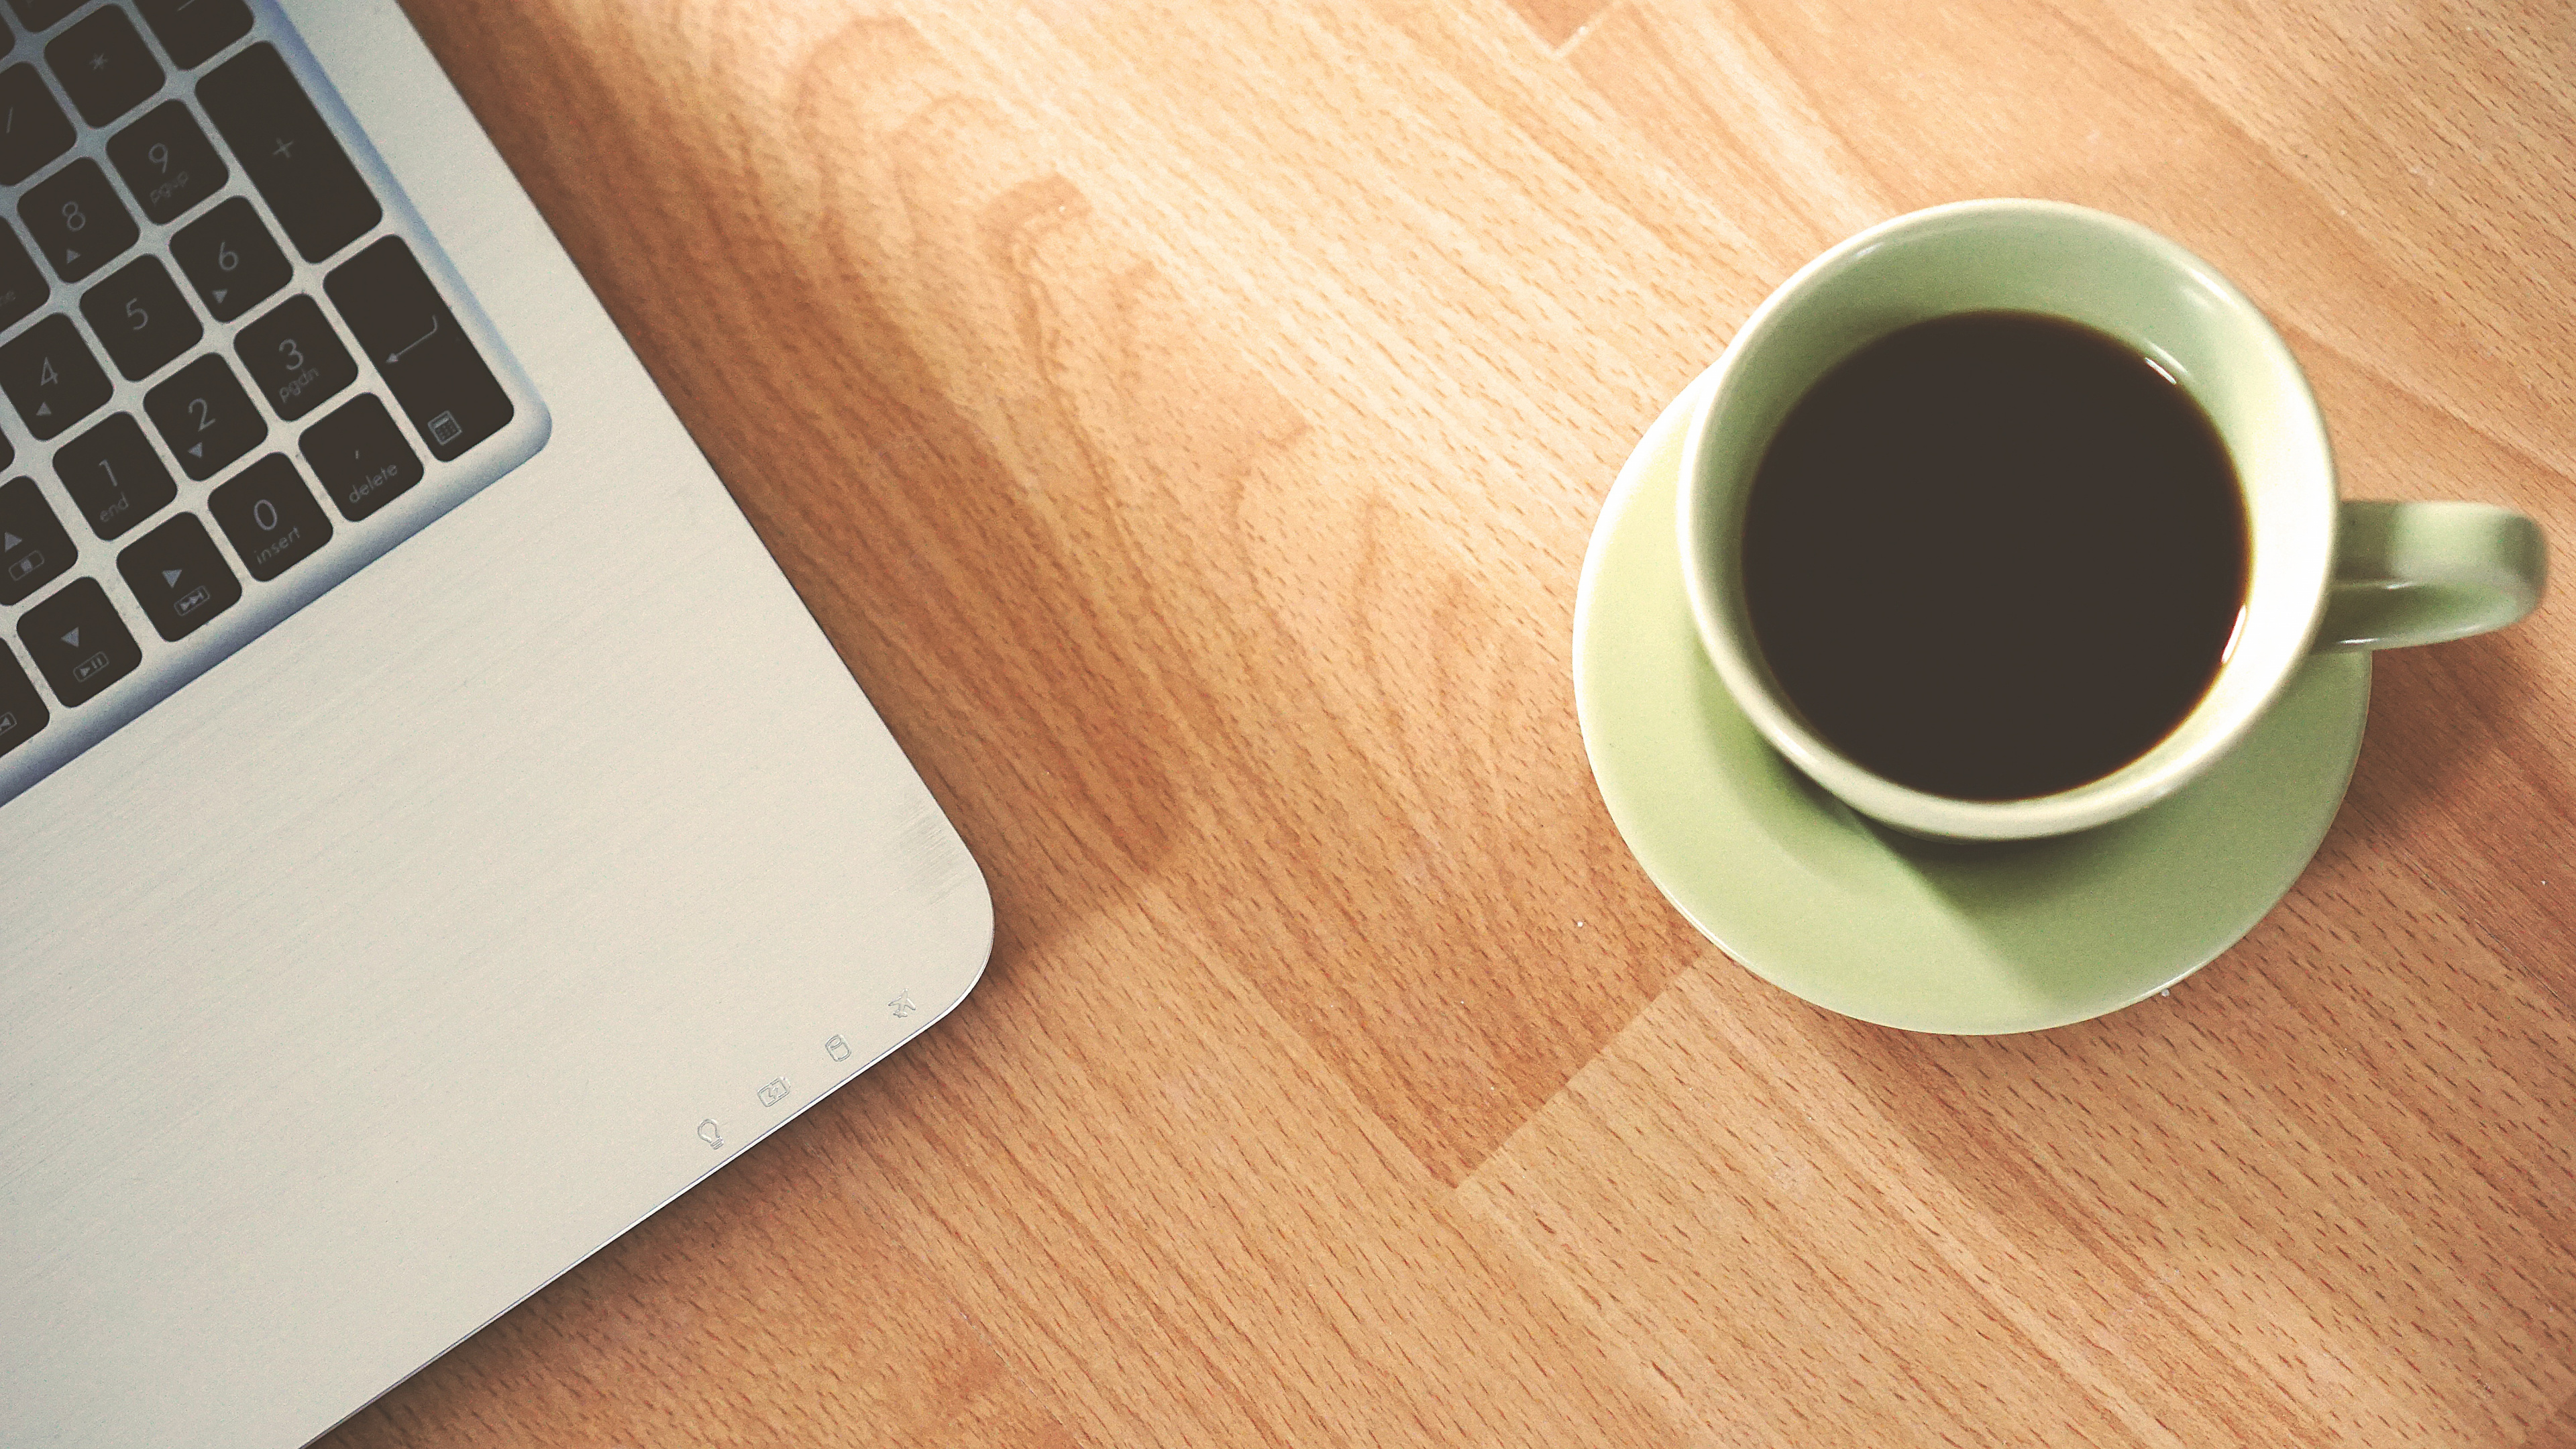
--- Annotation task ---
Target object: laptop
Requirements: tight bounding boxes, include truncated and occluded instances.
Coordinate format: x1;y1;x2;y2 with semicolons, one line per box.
0;1;992;1443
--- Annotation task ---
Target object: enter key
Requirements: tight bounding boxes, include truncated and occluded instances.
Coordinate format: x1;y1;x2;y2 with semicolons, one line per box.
325;237;513;463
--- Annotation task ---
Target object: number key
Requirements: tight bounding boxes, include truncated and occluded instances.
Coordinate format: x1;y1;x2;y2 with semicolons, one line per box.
21;158;138;282
237;296;353;420
170;195;286;321
55;413;175;539
209;453;329;580
0;313;110;439
145;352;264;479
108;100;227;223
80;256;203;380
0;61;73;184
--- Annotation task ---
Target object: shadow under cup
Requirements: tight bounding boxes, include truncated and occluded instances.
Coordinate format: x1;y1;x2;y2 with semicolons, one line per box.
1680;200;2337;841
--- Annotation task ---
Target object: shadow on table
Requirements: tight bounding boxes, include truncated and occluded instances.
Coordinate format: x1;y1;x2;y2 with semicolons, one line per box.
1769;627;2569;1413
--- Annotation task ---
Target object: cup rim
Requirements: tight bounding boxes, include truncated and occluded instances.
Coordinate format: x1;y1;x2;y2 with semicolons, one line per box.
1678;199;2334;841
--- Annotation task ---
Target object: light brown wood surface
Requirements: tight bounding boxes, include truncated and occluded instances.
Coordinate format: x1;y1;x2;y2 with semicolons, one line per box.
342;1;2573;1444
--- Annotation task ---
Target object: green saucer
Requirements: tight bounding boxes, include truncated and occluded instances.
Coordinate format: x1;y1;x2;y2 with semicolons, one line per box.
1574;371;2370;1034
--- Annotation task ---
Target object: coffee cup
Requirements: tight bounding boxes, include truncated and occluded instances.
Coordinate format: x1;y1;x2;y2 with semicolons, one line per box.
1679;199;2546;841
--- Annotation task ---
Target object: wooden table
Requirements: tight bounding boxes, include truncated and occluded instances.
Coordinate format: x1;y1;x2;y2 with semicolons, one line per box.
342;2;2573;1443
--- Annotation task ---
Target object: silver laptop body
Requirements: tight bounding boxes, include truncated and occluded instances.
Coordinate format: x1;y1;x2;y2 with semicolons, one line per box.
1;2;992;1443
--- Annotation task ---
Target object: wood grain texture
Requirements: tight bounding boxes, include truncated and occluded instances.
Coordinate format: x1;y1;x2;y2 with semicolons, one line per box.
342;1;2573;1443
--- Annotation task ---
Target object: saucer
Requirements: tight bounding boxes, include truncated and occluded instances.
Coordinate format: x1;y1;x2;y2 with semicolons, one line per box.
1573;370;2370;1034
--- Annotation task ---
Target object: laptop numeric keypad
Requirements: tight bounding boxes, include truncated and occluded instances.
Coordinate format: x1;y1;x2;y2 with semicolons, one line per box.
0;1;537;804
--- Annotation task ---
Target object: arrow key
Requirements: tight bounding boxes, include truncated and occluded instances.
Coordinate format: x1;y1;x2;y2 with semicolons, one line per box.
0;641;46;759
0;474;73;604
117;511;238;641
17;577;140;706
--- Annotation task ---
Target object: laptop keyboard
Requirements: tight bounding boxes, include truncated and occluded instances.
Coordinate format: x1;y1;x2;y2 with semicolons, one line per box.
0;0;545;806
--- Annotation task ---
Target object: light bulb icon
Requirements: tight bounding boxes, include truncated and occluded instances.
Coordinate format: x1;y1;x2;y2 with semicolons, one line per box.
696;1118;723;1150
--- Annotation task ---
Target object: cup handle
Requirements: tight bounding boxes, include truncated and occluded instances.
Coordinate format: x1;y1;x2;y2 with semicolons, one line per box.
2313;500;2547;651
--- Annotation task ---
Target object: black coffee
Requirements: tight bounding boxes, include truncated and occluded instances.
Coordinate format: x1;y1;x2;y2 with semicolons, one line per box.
1741;311;2247;801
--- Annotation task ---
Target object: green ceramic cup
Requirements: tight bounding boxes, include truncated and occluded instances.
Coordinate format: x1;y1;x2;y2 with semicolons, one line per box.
1680;199;2546;842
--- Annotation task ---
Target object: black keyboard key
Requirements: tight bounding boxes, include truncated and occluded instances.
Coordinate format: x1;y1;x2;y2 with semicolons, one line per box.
170;194;285;320
301;392;419;519
0;217;46;330
209;452;328;578
199;44;378;262
145;351;262;478
0;313;109;438
326;239;509;462
56;413;174;538
0;61;72;184
47;6;161;126
138;0;250;69
21;158;137;282
236;294;352;420
0;473;72;602
19;576;140;705
108;99;225;222
81;254;201;379
0;641;45;757
6;0;80;34
117;510;236;639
